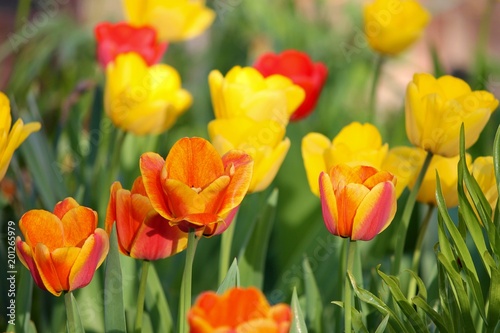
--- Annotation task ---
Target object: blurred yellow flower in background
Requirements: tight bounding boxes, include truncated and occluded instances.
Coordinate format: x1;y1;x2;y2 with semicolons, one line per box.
383;146;471;207
104;52;192;135
123;0;215;42
471;156;498;212
0;92;41;181
208;66;304;193
302;122;388;196
406;73;498;157
363;0;430;55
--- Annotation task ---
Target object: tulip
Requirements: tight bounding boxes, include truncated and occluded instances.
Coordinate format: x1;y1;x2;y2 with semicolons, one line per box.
188;287;291;333
253;49;328;121
94;22;167;68
123;0;215;42
471;156;498;212
104;52;192;135
363;0;430;55
319;164;397;241
383;146;471;207
140;137;253;237
302;122;388;196
406;73;499;157
0;92;41;181
105;177;188;260
16;198;109;296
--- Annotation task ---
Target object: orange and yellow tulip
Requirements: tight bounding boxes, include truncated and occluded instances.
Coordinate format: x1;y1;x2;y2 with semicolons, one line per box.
16;198;109;296
105;177;188;260
406;73;498;157
140;137;253;237
0;92;41;181
319;164;397;241
188;287;291;333
302;122;389;197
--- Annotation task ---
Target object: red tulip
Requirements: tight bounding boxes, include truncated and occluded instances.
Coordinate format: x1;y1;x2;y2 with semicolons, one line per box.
254;50;328;121
94;22;167;68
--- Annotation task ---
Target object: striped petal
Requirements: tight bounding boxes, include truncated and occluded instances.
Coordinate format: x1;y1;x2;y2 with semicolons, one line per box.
51;246;81;291
16;237;45;292
319;172;339;236
33;242;63;296
53;197;80;219
219;151;253;215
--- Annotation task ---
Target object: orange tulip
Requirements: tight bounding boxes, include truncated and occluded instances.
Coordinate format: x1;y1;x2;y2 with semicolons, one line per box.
188;287;291;333
16;198;109;296
140;137;253;237
319;164;397;241
105;177;188;260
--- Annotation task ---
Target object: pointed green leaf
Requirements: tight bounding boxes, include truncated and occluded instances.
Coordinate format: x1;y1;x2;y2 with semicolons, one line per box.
332;302;369;333
374;315;390;333
412;296;449;333
238;189;278;288
486;263;500;332
217;258;240;295
290;287;308;333
104;225;126;332
302;256;322;333
64;291;85;333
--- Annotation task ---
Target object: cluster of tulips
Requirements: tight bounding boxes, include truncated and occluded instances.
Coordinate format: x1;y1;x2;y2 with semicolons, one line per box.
3;0;499;332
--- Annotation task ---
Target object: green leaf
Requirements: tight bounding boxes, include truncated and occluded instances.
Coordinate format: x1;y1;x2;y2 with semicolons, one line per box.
377;268;428;332
374;315;390;333
145;264;174;333
332;302;369;333
435;173;487;322
302;256;323;333
238;188;278;288
348;272;408;333
486;263;500;332
104;225;126;333
217;258;240;295
290;287;308;333
64;291;85;333
412;296;449;333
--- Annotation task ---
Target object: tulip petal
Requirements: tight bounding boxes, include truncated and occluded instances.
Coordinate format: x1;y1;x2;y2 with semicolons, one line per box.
16;238;45;292
19;210;64;251
250;138;290;193
437;75;471;100
319;172;339;236
115;190;146;255
337;184;370;237
33;242;63;296
53;197;80;219
140;152;174;220
219;151;253;215
163;179;208;217
165;137;224;189
51;247;81;291
302;132;331;197
352;181;397;241
105;181;123;235
60;206;98;247
129;211;188;260
69;229;109;291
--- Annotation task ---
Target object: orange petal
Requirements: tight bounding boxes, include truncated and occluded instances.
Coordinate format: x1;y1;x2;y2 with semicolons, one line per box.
219;150;253;215
16;237;45;291
19;210;64;251
115;190;146;255
33;242;63;296
336;184;370;237
319;172;339;236
140;152;174;220
51;247;81;291
363;170;396;189
69;229;109;291
163;178;208;217
165;137;224;189
131;176;147;196
53;197;80;219
238;319;278;332
130;211;188;260
60;206;98;247
105;181;123;235
351;181;397;241
212;206;239;236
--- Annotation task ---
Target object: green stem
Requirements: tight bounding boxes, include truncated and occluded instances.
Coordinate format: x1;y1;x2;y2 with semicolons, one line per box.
134;260;151;333
407;205;435;299
178;230;200;333
368;55;384;124
15;0;31;30
109;130;127;181
392;151;433;275
64;291;84;333
219;217;237;284
344;239;357;333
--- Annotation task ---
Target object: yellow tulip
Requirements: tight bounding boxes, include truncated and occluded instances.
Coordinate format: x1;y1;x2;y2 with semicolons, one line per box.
123;0;215;42
406;73;499;157
383;146;471;207
0;92;41;181
209;66;305;126
302;122;388;196
364;0;430;55
471;156;498;212
104;52;192;135
208;117;289;193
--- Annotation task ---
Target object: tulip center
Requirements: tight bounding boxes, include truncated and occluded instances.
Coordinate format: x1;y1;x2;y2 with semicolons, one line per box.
191;186;202;193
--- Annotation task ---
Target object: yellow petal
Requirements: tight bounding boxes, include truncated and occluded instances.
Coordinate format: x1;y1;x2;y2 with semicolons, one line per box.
301;132;331;197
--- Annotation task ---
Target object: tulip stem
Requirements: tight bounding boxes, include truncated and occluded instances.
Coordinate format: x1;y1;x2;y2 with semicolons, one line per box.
64;291;84;333
392;151;433;275
368;55;384;124
178;230;200;333
344;239;357;333
407;204;435;300
219;219;236;284
134;260;151;333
